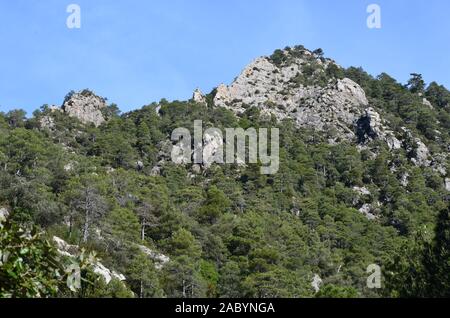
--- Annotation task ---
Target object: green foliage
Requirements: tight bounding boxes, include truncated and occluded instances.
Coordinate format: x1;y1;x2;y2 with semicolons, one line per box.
0;218;63;297
1;48;449;298
316;284;359;298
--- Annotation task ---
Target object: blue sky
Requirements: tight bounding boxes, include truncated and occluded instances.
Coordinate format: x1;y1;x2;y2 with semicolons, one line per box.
0;0;449;114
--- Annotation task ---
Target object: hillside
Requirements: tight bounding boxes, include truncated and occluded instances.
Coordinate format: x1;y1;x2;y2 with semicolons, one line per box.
1;45;449;298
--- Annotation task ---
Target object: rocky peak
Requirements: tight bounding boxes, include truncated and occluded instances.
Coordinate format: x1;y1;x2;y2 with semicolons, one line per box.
192;88;207;106
213;50;372;141
62;90;107;127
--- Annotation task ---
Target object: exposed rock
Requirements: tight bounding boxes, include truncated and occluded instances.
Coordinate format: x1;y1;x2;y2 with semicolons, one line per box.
411;138;431;167
192;164;202;174
353;186;371;196
212;51;403;146
192;88;207;106
352;186;372;206
155;104;162;116
136;161;144;171
138;245;170;270
202;130;224;169
423;98;433;109
445;178;450;192
53;236;79;257
0;207;9;224
150;165;161;176
358;204;377;221
400;173;410;187
40;115;56;130
171;138;192;165
93;262;126;284
356;108;401;149
311;274;323;293
64;162;75;172
62;90;107;127
53;236;125;284
430;153;448;176
402;128;431;167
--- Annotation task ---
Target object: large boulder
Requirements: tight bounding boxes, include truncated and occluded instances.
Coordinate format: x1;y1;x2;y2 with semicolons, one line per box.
62;90;107;127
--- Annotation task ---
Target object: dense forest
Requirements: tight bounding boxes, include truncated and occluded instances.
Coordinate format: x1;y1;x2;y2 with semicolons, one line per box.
1;46;449;298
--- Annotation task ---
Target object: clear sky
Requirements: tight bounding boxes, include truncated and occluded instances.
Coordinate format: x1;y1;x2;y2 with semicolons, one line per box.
1;0;449;114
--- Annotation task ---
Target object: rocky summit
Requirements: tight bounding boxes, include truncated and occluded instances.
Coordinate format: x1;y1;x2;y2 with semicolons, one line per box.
212;48;404;147
62;89;107;127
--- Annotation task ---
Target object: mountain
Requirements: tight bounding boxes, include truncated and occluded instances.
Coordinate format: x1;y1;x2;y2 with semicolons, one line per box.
0;45;449;298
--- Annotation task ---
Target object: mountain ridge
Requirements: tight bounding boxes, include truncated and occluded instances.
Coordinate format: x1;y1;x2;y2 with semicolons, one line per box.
2;44;449;298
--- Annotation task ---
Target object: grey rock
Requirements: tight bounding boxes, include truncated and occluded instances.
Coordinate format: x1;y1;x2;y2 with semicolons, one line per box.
411;138;431;167
356;108;401;149
138;245;170;270
402;128;431;167
53;236;125;284
136;161;144;170
311;274;323;293
359;204;378;221
40;115;56;130
423;98;433;109
192;88;207;106
212;51;402;146
202;130;224;169
430;153;448;176
192;164;202;174
62;90;107;127
445;178;450;192
0;207;9;224
353;186;371;196
171;138;192;165
150;165;161;176
400;173;410;187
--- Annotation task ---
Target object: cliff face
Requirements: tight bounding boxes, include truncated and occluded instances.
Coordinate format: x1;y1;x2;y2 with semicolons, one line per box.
212;49;397;144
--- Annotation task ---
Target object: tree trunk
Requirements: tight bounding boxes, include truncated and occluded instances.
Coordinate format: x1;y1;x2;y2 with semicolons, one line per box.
82;206;90;243
141;220;146;241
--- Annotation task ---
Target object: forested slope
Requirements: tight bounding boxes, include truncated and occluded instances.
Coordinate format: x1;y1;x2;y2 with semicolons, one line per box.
1;46;449;298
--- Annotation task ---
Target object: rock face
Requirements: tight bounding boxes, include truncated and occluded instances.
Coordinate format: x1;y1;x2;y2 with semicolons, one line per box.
213;49;392;143
412;139;431;167
445;178;450;192
192;88;207;106
62;90;107;127
202;130;224;169
356;108;401;150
